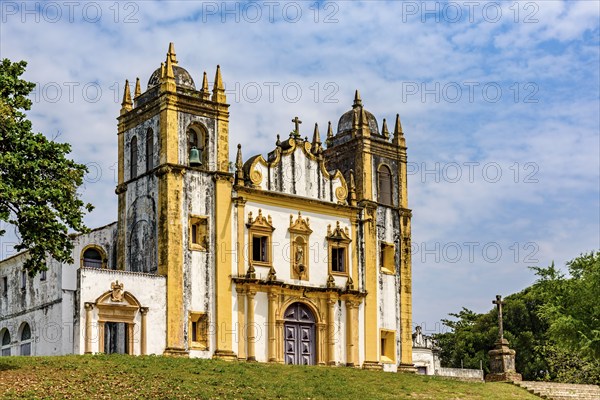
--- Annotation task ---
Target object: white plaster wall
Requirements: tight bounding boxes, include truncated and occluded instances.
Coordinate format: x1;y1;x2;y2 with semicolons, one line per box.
413;348;436;375
253;292;268;362
254;146;345;204
243;202;353;289
380;275;398;331
334;300;347;365
78;268;166;355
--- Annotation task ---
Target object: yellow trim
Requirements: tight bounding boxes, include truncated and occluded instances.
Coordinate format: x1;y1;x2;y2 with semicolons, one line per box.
214;174;235;357
363;206;378;365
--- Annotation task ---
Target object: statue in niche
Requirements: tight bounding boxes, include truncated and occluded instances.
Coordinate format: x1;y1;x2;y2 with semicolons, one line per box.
295;240;305;275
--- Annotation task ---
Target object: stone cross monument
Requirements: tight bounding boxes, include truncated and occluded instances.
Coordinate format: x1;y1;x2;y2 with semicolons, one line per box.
485;295;522;382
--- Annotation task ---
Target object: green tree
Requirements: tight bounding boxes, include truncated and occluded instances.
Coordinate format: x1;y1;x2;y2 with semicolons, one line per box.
435;251;600;384
0;59;93;275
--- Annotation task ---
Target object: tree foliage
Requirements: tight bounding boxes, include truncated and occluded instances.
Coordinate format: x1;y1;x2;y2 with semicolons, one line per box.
435;251;600;384
0;59;93;274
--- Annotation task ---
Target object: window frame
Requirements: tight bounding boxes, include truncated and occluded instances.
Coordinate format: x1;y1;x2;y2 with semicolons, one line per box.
326;221;352;277
189;215;208;251
380;241;396;275
1;329;10;357
380;329;396;364
189;312;209;350
80;245;108;269
187;124;207;167
130;135;138;179
377;164;393;206
19;323;32;356
145;128;154;172
246;209;275;269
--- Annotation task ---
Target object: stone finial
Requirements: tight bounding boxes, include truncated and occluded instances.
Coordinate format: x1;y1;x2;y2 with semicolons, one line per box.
348;170;357;206
212;65;226;103
167;42;178;65
134;77;141;98
345;276;354;291
267;265;277;281
382;118;390;140
164;50;175;80
276;134;281;147
392;113;405;146
311;123;322;155
325;121;334;147
120;79;132;113
353;89;362;108
291;116;302;137
326;274;336;288
235;144;244;184
200;71;210;100
351;108;359;134
246;262;256;279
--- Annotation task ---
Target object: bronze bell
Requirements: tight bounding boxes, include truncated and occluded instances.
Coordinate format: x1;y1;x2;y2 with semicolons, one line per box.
189;146;202;166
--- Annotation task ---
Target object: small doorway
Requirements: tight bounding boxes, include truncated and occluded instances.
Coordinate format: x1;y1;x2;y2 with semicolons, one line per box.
283;302;316;365
104;322;128;354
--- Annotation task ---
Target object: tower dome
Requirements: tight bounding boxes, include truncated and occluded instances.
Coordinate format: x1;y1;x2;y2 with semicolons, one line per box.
147;43;196;90
337;90;379;136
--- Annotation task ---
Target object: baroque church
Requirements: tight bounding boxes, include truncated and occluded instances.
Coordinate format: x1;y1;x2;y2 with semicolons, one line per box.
0;44;414;372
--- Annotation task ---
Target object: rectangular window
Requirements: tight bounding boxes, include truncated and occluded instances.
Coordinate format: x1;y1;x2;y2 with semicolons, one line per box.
2;277;7;296
189;312;209;350
380;242;396;274
252;235;268;262
380;330;396;363
189;216;208;251
20;342;31;356
21;271;26;291
1;348;10;357
331;247;345;273
40;270;47;281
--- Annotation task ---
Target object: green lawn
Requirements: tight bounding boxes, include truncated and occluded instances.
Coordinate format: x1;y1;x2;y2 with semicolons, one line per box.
0;355;538;399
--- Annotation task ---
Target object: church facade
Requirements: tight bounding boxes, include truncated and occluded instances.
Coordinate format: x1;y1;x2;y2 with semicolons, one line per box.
0;44;414;372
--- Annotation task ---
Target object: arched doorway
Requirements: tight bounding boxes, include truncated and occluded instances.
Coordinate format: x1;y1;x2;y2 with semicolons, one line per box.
284;302;316;365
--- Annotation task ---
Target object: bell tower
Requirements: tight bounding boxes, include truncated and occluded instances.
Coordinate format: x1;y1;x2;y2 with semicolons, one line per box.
324;91;414;370
115;43;231;356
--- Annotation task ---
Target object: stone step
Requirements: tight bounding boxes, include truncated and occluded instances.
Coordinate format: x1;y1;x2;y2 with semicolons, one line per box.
513;381;600;400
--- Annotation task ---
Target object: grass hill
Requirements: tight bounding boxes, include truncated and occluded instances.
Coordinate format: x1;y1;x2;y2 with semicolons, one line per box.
0;355;538;399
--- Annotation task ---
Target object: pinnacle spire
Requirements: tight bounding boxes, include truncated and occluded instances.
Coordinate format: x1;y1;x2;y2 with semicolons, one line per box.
353;89;362;107
393;113;405;145
348;170;357;206
200;71;210;100
212;65;226;103
394;113;403;136
382;118;390;139
167;42;178;65
120;79;132;113
311;123;322;155
235;144;244;184
325;121;334;147
164;51;175;80
134;77;141;98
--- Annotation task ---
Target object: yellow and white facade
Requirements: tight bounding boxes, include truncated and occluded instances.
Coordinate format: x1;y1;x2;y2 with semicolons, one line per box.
0;43;414;371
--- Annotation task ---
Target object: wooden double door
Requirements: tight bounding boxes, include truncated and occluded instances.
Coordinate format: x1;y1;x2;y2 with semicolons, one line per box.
284;302;316;365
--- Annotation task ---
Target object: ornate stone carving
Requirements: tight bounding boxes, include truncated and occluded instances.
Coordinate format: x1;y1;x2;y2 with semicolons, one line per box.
110;281;124;302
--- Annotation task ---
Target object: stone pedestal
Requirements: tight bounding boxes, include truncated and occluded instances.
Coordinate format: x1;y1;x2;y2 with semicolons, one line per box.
485;339;522;382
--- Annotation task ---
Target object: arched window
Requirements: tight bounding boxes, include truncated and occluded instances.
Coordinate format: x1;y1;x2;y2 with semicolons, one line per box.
377;165;392;206
145;128;154;172
130;136;138;179
187;125;206;166
1;329;11;356
20;323;31;356
82;247;104;268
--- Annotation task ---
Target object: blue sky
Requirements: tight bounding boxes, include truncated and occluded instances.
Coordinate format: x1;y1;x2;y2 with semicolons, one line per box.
1;1;599;333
